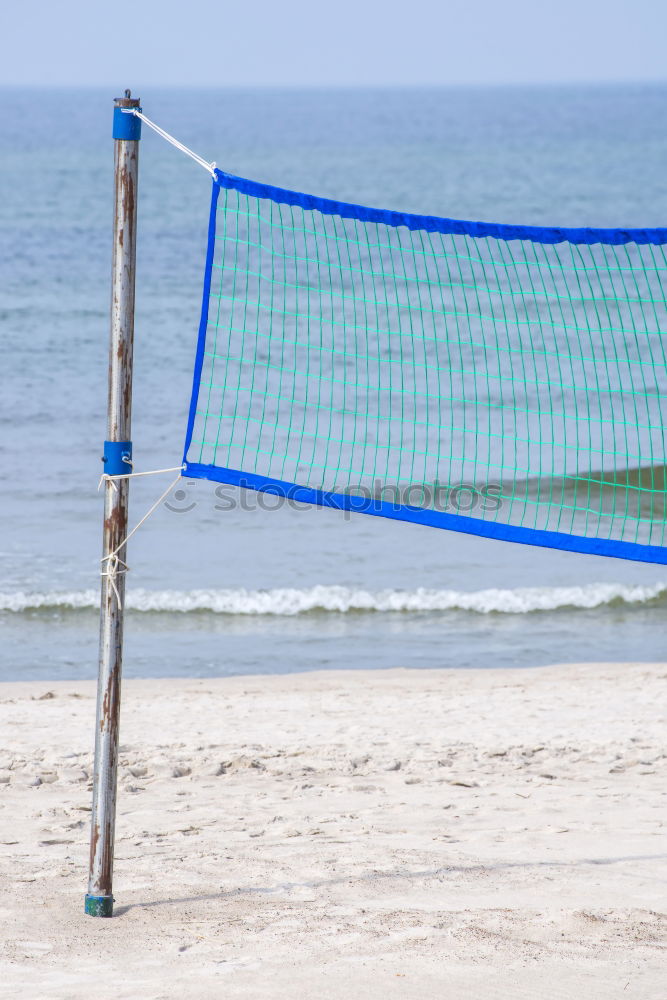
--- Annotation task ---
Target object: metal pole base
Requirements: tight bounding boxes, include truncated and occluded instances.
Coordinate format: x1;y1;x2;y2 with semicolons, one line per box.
85;894;114;917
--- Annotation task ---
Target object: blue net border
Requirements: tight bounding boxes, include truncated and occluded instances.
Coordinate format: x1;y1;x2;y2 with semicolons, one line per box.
213;168;667;247
183;461;667;566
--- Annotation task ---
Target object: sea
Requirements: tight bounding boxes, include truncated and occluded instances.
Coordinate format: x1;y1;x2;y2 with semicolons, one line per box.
2;85;667;681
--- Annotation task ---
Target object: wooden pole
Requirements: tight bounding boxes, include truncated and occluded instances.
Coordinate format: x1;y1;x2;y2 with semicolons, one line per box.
86;90;141;917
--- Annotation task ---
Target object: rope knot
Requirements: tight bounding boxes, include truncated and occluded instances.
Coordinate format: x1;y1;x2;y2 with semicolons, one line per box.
100;552;129;608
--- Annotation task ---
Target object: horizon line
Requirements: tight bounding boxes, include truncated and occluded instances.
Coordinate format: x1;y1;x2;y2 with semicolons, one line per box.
2;78;667;91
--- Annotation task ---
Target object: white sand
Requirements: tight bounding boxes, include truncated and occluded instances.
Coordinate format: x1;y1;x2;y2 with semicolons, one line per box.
0;662;665;999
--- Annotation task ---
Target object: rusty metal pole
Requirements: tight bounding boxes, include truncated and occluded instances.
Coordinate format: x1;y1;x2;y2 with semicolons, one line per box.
86;91;141;918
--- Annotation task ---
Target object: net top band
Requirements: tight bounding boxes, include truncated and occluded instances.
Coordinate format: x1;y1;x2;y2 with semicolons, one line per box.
214;168;667;247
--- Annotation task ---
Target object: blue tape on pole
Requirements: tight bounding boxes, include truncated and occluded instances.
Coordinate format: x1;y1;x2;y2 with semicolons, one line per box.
84;894;114;917
112;107;142;141
103;441;132;476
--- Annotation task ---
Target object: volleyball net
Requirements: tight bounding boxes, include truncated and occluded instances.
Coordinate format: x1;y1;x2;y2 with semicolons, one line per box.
182;168;667;564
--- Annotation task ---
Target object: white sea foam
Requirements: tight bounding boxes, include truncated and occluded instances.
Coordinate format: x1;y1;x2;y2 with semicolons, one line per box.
1;582;665;616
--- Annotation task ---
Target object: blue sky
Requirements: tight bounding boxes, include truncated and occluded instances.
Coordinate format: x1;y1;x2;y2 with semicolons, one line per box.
2;0;666;87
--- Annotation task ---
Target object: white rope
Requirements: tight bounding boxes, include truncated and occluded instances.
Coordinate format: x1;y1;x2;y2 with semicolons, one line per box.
122;108;216;177
97;464;185;492
100;472;183;609
101;552;128;608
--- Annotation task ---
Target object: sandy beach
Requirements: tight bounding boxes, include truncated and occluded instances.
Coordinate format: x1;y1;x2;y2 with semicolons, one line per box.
0;662;665;999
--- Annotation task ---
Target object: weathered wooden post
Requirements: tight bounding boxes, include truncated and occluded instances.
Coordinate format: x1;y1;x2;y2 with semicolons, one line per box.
86;90;141;917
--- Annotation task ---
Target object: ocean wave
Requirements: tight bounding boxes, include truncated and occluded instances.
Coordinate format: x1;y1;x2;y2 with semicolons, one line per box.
1;582;665;616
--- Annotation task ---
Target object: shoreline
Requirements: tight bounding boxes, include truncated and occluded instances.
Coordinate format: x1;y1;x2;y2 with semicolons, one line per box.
1;662;665;998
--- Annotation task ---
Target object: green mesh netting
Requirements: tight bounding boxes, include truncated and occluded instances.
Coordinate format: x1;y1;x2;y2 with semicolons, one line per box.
183;171;667;563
